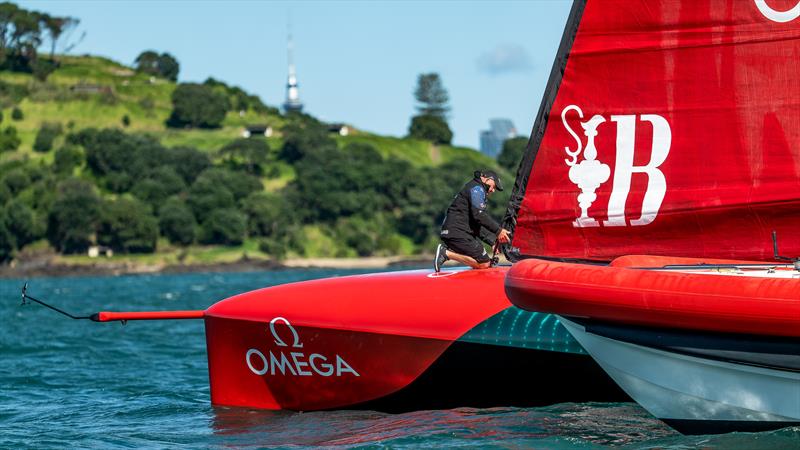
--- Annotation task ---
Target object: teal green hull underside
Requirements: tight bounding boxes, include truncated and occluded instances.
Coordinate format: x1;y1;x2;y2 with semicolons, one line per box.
459;307;586;354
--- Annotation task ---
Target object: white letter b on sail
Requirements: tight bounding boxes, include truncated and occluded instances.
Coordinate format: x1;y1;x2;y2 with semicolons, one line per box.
603;114;671;227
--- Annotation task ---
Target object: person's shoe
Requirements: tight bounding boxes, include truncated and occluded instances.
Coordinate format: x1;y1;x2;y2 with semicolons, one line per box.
490;255;500;267
434;244;449;272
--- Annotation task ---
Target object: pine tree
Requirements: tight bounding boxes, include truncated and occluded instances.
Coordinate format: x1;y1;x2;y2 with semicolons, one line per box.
414;73;450;118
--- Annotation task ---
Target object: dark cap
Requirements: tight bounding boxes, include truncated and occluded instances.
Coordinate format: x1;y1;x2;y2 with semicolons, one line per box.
481;170;503;191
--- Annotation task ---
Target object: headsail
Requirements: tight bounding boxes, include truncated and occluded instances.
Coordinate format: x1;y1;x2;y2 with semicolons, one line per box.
503;0;800;261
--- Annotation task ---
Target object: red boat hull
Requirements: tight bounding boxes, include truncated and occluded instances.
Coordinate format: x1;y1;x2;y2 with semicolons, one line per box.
203;267;628;411
205;268;505;410
505;256;800;338
205;317;450;410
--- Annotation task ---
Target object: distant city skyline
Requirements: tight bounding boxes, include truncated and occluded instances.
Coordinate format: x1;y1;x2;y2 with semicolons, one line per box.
480;118;518;158
19;0;572;149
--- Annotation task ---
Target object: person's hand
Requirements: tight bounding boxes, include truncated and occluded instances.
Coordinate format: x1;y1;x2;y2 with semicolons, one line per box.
497;228;511;244
492;241;501;255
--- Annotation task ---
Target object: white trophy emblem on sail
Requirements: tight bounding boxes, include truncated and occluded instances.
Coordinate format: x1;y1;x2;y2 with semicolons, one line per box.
562;105;610;228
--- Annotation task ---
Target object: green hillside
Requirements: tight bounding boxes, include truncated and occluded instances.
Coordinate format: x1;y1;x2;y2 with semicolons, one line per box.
0;56;498;171
0;55;512;267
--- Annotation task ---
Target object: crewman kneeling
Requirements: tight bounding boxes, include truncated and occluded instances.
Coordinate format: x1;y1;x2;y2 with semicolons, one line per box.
434;170;511;272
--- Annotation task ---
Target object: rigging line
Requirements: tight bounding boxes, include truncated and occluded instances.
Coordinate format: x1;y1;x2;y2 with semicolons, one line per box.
632;264;791;271
20;282;93;320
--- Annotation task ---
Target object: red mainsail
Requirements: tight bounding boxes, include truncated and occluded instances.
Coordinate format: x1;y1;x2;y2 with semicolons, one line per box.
505;0;800;261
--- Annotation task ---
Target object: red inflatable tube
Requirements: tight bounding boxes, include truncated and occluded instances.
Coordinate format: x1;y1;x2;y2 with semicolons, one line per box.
505;256;800;338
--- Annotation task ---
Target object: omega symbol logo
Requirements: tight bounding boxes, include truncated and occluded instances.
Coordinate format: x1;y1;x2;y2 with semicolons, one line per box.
755;0;800;22
269;316;302;348
246;316;359;378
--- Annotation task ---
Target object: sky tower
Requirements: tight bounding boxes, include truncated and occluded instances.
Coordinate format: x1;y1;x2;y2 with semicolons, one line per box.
283;32;303;113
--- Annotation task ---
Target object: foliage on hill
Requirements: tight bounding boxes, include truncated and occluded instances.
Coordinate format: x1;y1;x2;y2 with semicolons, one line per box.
0;55;511;264
134;51;179;81
498;136;528;173
0;2;79;80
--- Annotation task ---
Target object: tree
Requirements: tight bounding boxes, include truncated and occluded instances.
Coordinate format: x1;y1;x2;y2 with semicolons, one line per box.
497;136;528;172
0;210;13;262
258;238;288;260
199;208;246;245
32;122;62;152
0;181;10;205
43;15;78;60
0;125;19;151
131;167;186;209
414;73;450;118
165;146;211;184
291;143;393;222
53;145;83;174
157;52;179;81
408;114;452;145
194;168;261;201
47;178;102;254
158;198;196;246
1;167;30;194
242;192;290;238
11;106;22;120
97;197;158;253
408;73;453;144
135;50;180;81
168;83;229;129
333;215;389;257
203;77;275;114
134;50;159;75
186;177;235;223
0;6;74;74
4;199;39;249
3;8;41;72
219;138;269;174
278;120;335;163
74;128;166;192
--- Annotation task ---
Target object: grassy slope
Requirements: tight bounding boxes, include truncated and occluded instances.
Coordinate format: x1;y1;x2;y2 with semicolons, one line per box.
0;55;505;263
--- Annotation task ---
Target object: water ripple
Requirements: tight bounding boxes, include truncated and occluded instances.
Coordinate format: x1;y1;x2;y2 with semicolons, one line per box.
1;270;795;449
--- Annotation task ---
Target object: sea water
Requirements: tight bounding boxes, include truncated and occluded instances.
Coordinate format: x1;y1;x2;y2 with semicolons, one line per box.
1;269;797;449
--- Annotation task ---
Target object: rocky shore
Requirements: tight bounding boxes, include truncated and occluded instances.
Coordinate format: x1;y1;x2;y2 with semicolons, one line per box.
0;252;432;279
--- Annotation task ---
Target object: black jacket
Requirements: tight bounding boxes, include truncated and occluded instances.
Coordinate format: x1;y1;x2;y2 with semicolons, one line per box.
441;177;500;243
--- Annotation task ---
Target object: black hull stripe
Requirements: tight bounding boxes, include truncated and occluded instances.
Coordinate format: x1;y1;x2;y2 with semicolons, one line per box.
350;340;629;413
570;318;800;372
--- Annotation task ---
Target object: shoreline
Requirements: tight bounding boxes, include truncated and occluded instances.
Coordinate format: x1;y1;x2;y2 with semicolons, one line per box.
0;254;433;279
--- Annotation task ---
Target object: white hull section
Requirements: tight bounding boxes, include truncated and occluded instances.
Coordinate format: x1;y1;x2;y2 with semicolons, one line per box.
559;317;800;423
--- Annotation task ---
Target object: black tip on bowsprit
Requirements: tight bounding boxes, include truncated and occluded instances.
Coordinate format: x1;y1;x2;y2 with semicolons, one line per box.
21;282;29;305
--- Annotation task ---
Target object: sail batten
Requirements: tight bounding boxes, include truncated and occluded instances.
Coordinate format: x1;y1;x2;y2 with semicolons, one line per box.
504;0;800;262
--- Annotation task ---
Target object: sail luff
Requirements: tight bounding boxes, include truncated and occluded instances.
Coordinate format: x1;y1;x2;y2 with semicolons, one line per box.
502;0;588;262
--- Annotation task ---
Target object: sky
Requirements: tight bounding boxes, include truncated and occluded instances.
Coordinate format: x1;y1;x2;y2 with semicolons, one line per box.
20;0;572;149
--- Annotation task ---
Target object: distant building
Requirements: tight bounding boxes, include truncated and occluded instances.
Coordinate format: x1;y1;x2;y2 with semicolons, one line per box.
327;123;350;136
283;33;303;113
242;124;273;138
70;83;113;95
479;119;517;158
88;245;113;258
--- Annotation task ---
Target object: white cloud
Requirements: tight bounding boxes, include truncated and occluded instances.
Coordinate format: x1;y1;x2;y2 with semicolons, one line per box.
476;44;533;75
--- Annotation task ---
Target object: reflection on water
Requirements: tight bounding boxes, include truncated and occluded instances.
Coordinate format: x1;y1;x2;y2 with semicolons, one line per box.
209;404;672;447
